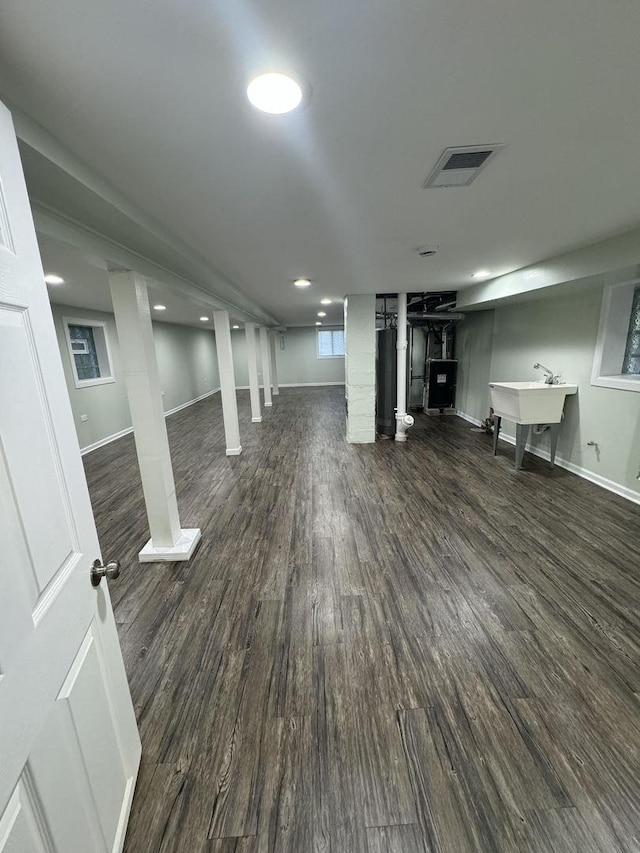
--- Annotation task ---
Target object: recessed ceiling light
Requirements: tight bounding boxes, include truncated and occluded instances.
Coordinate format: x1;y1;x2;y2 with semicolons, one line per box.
317;311;326;317
247;73;303;115
200;316;209;322
44;273;65;285
472;269;491;279
153;304;167;311
320;298;332;305
315;321;322;326
232;325;240;329
294;278;311;288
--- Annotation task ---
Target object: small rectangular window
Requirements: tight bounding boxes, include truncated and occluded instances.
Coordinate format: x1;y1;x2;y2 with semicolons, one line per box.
622;286;640;375
63;317;115;388
317;328;345;359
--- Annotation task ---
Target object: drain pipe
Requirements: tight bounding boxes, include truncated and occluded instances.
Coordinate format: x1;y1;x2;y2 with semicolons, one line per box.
395;292;414;442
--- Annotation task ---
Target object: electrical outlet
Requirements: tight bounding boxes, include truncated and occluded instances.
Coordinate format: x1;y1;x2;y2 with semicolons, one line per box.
80;414;88;422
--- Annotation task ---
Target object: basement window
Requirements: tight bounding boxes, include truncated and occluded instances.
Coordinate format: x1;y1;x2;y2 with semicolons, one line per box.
622;286;640;375
317;328;345;359
591;280;640;392
63;317;115;388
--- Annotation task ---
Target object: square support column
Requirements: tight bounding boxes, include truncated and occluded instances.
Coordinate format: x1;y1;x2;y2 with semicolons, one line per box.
259;326;273;408
109;271;201;562
345;294;376;443
213;309;242;455
269;333;280;395
245;322;262;422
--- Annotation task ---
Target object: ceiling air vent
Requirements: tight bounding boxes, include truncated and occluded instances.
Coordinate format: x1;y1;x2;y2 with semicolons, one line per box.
422;144;504;188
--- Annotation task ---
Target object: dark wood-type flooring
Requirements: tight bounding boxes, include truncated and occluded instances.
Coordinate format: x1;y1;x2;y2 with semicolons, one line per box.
83;387;640;853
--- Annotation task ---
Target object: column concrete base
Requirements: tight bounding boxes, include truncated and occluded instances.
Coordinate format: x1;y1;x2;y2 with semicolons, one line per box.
138;528;202;563
225;446;242;456
264;401;273;407
251;416;263;423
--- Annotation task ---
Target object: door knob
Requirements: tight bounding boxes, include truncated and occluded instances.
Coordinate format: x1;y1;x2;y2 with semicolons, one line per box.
91;558;121;587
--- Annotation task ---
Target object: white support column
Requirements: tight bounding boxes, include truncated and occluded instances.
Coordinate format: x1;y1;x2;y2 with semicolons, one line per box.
269;333;280;395
213;309;242;456
108;271;201;562
394;292;414;442
245;323;262;422
260;326;273;407
344;293;376;443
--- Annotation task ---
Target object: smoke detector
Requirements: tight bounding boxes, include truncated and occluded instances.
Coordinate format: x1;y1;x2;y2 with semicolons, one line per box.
422;144;504;188
416;246;439;257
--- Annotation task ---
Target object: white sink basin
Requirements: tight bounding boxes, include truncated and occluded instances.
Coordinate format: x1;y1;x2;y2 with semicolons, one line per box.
489;381;578;424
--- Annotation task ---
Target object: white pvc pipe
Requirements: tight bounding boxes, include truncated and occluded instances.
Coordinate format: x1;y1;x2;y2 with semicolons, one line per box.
395;293;414;441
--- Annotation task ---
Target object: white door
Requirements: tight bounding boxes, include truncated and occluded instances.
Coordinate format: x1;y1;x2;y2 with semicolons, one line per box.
0;102;141;851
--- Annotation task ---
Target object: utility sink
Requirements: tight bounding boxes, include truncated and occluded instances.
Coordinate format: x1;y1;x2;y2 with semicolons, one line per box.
488;381;578;469
489;381;578;425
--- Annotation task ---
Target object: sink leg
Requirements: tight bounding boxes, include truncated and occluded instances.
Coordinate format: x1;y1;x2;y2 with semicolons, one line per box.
493;416;501;455
515;424;530;469
549;423;560;468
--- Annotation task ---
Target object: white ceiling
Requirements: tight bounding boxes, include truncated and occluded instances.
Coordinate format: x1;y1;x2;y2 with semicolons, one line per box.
2;0;640;326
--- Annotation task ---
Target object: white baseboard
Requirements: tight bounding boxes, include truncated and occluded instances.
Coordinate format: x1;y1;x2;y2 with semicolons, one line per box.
79;384;344;455
80;387;221;455
456;410;640;506
236;382;344;390
278;381;345;387
80;426;134;456
456;410;483;427
163;387;220;417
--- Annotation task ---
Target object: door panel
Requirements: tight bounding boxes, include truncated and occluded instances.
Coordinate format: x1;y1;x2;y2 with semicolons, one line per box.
0;100;140;852
0;441;34;673
1;304;77;601
0;775;53;853
59;625;130;847
29;704;103;852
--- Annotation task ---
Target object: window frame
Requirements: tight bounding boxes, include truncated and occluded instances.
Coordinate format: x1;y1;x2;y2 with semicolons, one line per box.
63;316;116;389
591;278;640;392
316;327;345;360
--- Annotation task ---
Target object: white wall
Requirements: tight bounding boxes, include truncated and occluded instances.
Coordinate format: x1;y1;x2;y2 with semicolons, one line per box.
231;325;345;387
51;304;220;452
455;285;640;501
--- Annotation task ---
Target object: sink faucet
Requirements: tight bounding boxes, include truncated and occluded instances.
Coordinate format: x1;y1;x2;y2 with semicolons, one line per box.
533;362;560;384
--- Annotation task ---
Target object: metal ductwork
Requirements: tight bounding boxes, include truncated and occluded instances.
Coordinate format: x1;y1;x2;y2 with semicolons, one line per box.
406;312;465;322
376;291;460;426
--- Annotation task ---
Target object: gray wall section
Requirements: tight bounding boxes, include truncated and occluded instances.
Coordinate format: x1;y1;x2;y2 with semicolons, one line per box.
153;321;219;412
455;285;640;497
52;305;133;450
455;311;495;423
231;326;345;387
52;304;344;451
51;303;220;451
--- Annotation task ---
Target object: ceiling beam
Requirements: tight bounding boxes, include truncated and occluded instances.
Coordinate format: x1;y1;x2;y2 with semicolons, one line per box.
458;225;640;311
4;95;280;326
